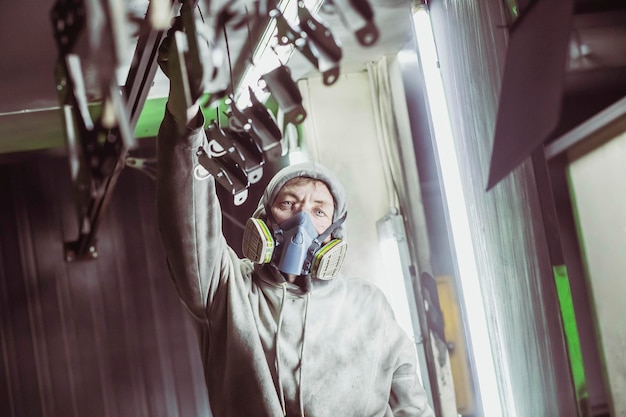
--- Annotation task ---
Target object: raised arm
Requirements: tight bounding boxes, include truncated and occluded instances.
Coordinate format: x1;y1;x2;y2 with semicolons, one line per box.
156;105;232;320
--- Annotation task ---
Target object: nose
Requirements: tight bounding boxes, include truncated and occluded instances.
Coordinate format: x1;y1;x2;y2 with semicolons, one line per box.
293;205;312;219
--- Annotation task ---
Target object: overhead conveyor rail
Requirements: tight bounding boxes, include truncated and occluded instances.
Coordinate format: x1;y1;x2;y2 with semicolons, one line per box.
50;0;174;261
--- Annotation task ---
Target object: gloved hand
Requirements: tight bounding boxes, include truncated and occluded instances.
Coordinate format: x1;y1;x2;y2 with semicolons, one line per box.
157;16;184;80
157;15;205;128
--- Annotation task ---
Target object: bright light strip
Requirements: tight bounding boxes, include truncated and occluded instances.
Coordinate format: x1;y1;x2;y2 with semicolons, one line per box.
235;0;323;108
412;7;507;417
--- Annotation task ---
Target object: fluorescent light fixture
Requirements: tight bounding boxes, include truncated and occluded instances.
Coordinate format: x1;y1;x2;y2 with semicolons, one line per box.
235;0;323;108
376;213;415;339
412;6;507;417
376;212;431;396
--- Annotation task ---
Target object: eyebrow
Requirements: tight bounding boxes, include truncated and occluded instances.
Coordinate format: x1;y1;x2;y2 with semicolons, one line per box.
314;198;333;207
277;190;300;200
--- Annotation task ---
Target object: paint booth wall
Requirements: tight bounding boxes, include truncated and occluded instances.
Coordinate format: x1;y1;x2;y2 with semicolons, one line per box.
428;0;579;415
567;130;626;417
0;151;212;417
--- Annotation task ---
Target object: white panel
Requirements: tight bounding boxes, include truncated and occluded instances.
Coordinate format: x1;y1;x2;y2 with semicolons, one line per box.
299;72;392;290
568;130;626;417
299;68;457;416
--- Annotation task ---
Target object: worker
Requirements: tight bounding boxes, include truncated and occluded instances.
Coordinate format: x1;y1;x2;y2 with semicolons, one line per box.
155;17;435;417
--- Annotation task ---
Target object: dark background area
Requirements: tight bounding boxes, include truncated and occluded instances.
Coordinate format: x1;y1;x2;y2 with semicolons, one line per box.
0;149;215;417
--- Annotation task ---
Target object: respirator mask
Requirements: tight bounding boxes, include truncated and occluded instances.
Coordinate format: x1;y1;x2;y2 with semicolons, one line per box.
242;211;347;280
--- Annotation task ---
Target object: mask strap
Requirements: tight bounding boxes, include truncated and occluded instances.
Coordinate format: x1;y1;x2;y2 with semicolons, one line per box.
302;214;347;274
314;213;346;245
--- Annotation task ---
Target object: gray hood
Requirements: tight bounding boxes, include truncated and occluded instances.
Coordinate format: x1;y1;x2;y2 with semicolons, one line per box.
253;162;348;240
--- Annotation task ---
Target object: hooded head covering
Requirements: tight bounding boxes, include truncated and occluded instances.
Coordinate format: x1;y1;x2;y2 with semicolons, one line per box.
253;162;348;240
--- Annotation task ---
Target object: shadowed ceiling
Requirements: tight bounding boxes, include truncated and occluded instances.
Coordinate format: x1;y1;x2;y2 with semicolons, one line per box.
0;0;414;156
0;0;624;160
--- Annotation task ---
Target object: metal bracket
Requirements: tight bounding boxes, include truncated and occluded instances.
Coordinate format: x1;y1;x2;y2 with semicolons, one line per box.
64;241;99;262
297;2;342;85
261;65;307;125
196;146;250;206
273;7;342;86
206;122;265;184
228;90;283;161
330;0;379;46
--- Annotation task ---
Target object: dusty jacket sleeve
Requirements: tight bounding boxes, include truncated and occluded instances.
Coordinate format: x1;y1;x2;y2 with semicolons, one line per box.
389;337;436;417
156;108;230;320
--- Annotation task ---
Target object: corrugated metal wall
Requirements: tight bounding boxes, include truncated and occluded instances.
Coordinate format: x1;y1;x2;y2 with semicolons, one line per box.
428;0;578;415
0;151;211;417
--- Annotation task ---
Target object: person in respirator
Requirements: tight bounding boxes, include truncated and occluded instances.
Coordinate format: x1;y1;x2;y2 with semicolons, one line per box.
155;12;435;417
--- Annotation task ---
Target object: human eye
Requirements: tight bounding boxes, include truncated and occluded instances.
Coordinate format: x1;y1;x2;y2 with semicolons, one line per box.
314;208;327;217
278;200;295;210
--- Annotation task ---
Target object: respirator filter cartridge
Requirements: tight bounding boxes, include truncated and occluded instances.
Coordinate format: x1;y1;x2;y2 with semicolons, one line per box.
311;239;348;280
242;218;274;264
